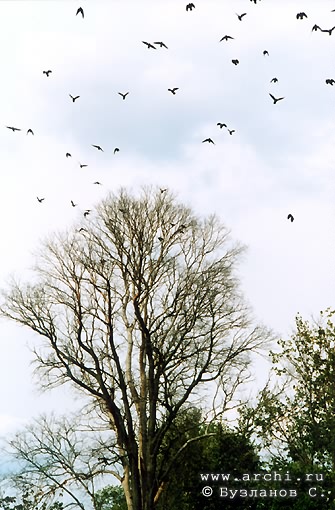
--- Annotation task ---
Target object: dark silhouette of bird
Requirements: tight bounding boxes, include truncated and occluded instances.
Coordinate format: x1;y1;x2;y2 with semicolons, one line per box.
271;77;278;83
69;94;80;102
84;210;91;217
114;148;119;154
71;201;77;207
250;0;260;3
228;129;235;135
93;181;102;185
118;92;129;100
6;126;21;132
220;35;234;42
37;197;45;203
287;214;294;222
43;70;52;77
326;78;335;85
160;188;167;193
312;24;321;32
142;41;156;49
232;59;239;65
186;3;195;11
269;93;284;104
66;153;72;158
79;163;88;168
92;144;104;151
263;50;269;56
217;122;227;129
236;13;247;21
76;7;84;18
154;41;168;48
202;138;215;144
26;129;34;135
168;88;179;94
320;26;335;35
296;12;307;19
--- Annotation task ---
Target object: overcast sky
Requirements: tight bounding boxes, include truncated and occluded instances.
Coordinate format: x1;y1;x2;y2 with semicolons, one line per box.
0;0;333;445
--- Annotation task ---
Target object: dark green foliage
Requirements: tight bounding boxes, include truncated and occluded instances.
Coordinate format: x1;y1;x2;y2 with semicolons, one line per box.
94;485;127;510
156;409;261;510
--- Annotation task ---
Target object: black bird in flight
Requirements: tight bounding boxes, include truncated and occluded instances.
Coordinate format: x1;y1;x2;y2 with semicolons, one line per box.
66;153;72;158
320;26;335;35
92;144;104;151
114;148;119;154
202;138;215;144
271;77;278;83
154;41;168;48
26;129;34;135
232;59;239;65
296;12;307;19
326;78;335;85
142;41;156;49
93;181;102;185
71;200;77;207
160;188;167;193
43;70;52;77
186;3;195;11
37;197;45;203
118;92;129;100
228;129;235;135
312;24;321;32
79;163;88;168
6;126;21;132
269;93;284;104
69;94;80;102
168;87;179;94
220;35;234;42
236;13;247;21
263;50;269;56
287;214;294;222
76;7;84;18
84;210;91;217
250;0;260;3
217;122;227;129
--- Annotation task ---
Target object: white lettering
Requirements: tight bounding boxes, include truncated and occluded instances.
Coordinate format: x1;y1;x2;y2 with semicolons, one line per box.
229;489;238;499
309;487;317;497
249;490;258;497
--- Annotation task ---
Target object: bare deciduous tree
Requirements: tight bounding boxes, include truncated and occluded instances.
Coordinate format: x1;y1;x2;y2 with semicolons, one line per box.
0;187;272;510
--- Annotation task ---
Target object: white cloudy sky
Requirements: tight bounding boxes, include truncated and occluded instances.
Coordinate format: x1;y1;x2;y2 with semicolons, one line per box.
0;0;333;442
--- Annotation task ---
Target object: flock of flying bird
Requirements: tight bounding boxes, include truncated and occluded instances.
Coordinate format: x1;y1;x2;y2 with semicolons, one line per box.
6;3;334;225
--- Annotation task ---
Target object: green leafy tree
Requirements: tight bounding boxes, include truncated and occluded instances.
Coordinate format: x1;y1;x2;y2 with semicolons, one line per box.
238;308;335;509
95;485;127;510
